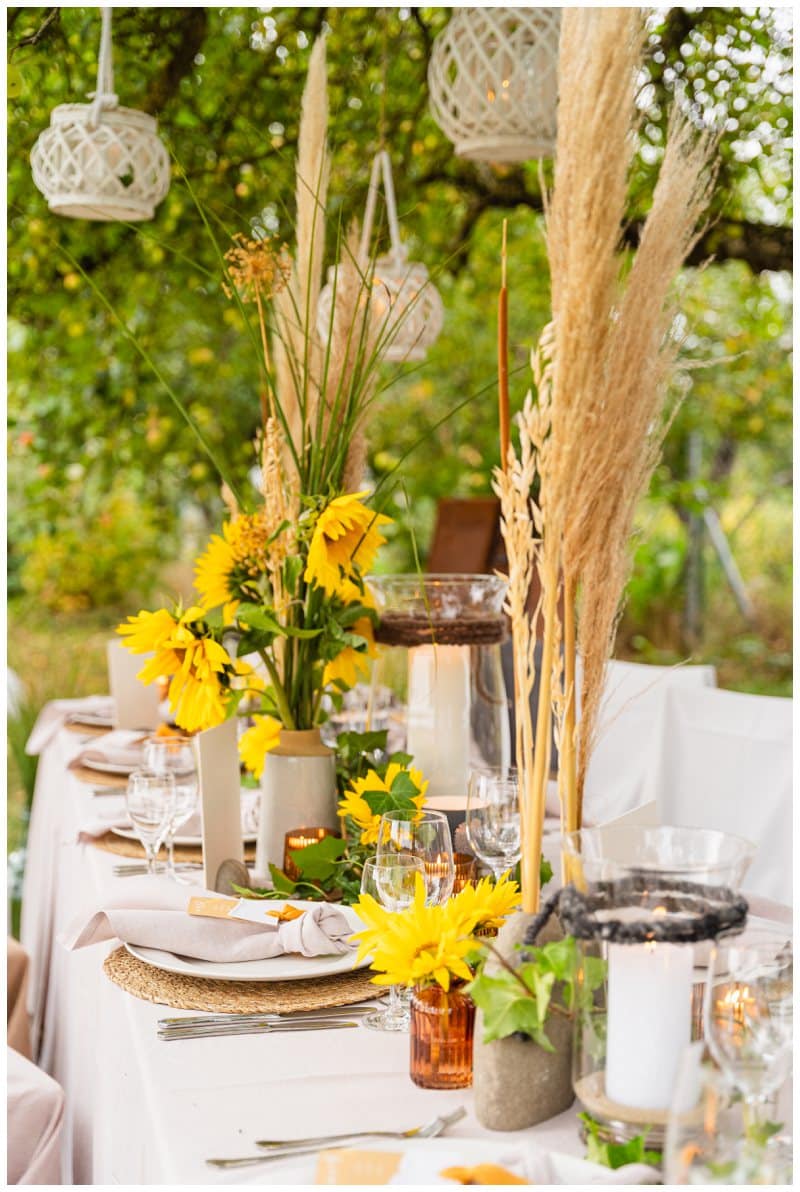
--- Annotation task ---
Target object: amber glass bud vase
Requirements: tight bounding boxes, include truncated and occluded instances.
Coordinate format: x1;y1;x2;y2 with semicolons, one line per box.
409;983;475;1090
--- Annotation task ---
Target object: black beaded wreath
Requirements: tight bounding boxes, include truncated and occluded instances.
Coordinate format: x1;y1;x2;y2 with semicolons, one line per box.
523;874;749;950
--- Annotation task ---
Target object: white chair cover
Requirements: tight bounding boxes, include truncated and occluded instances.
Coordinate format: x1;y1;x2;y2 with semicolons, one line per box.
645;685;792;905
580;659;717;825
7;1047;65;1184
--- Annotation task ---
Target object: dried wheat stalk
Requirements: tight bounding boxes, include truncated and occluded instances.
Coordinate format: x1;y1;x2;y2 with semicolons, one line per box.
540;8;718;830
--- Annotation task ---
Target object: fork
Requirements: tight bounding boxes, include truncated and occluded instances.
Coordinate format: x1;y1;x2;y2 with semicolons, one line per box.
205;1106;467;1167
113;862;202;876
158;1006;377;1027
158;1019;359;1042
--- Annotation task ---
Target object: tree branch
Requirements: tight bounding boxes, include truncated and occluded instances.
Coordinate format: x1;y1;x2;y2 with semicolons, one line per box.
11;6;59;52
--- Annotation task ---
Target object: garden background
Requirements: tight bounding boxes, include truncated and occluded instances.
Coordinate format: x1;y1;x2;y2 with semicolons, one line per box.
7;7;792;876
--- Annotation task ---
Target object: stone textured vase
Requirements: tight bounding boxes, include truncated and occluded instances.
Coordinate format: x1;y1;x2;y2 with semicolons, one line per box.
473;910;574;1131
255;728;337;875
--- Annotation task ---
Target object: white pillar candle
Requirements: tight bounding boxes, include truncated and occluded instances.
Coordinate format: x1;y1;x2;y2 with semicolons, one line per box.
406;643;470;803
605;939;694;1110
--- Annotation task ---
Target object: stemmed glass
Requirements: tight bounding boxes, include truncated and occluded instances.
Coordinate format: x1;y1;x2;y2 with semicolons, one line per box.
665;1041;793;1184
466;768;521;882
125;770;176;876
705;927;793;1114
143;737;199;882
376;809;455;906
360;855;425;1033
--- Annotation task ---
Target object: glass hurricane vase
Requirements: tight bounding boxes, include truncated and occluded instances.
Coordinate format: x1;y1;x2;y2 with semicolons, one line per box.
409;983;475;1090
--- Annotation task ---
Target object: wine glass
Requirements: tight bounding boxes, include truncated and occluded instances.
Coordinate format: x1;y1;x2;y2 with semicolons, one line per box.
466;769;521;882
360;855;425;1033
376;809;455;905
143;737;199;882
125;770;176;876
665;1042;793;1184
705;927;793;1112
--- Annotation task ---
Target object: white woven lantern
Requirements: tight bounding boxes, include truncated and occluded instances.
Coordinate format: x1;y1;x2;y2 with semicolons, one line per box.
428;7;561;163
30;7;170;221
317;150;444;363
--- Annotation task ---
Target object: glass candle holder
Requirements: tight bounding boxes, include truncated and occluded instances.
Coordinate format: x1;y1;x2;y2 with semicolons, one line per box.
410;983;475;1090
370;575;511;816
451;851;478;893
283;827;339;881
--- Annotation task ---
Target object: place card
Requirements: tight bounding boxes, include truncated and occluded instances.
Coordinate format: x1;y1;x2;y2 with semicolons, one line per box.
195;718;244;889
106;639;161;730
188;896;304;926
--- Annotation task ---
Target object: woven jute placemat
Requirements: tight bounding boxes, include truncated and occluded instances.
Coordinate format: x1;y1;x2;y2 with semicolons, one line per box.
88;831;256;865
70;762;129;789
65;723;112;739
103;945;378;1013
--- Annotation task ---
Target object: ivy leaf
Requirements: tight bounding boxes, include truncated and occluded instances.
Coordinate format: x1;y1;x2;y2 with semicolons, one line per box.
745;1119;783;1147
540;855;554;887
389;770;421;798
467;971;553;1047
291;834;347;881
267;864;297;895
578;1114;661;1170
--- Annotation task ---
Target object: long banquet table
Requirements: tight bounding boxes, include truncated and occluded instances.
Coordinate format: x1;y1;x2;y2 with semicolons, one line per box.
21;725;591;1185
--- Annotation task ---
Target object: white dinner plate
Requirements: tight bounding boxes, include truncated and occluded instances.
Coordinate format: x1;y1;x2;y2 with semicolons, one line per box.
110;825;258;847
124;901;367;982
81;755;141;776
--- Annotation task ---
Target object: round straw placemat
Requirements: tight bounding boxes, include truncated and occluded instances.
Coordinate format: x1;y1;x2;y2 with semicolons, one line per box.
103;945;379;1013
70;763;129;788
88;832;256;864
65;722;112;739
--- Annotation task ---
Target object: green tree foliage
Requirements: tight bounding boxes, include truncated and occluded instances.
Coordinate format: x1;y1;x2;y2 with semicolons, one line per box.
7;7;793;650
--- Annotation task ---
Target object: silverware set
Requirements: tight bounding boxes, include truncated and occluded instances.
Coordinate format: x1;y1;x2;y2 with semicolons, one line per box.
113;862;202;877
158;1005;376;1042
205;1106;467;1167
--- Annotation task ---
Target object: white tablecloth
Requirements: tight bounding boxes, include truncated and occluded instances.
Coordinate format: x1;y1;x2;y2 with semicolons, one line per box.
21;726;587;1184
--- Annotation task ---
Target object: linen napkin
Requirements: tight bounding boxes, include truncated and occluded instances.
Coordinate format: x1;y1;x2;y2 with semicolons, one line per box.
62;876;356;962
25;695;115;756
70;728;146;772
77;789;260;842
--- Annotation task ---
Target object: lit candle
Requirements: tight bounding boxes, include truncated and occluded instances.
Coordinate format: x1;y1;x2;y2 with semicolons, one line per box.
283;827;337;881
605;937;694;1110
406;643;471;805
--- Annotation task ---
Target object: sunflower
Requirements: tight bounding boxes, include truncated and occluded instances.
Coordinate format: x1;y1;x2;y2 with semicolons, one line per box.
194;513;271;620
305;493;390;602
338;762;427;845
238;714;282;778
323;616;379;690
352;875;475;991
116;608;181;684
450;873;521;934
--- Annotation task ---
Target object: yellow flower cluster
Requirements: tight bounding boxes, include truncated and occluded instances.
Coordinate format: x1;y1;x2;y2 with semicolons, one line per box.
116;606;261;734
194;513;271;620
305;492;390;603
352;871;520;991
337;763;428;845
322;616;378;689
238;714;282;779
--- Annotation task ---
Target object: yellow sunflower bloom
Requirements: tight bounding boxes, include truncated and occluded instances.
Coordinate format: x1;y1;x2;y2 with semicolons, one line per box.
117;608;184;686
305;493;391;601
194;513;270;621
450;872;521;934
338;762;427;845
238;714;282;778
352;875;474;991
323;616;379;690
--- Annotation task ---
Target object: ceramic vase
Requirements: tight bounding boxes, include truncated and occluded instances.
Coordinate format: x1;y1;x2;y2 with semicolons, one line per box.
473;910;574;1130
255;728;337;875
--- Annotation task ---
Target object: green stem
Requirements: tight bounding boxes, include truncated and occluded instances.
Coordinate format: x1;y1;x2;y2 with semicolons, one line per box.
258;649;295;730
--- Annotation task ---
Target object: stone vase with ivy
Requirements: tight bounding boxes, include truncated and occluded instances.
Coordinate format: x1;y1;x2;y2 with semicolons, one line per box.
469;911;582;1131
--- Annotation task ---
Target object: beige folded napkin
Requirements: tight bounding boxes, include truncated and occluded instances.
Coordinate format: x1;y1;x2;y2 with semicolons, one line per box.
62;877;356;962
72;728;146;772
77;789;260;842
26;696;115;756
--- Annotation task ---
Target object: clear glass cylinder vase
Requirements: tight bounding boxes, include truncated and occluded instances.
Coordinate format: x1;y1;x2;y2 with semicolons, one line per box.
370;575;510;818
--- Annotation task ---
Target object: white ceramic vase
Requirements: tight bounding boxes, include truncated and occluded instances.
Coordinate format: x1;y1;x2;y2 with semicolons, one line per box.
255;728;338;876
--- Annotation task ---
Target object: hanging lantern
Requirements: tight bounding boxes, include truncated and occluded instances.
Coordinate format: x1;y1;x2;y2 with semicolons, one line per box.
30;7;170;221
428;7;561;163
317;150;444;363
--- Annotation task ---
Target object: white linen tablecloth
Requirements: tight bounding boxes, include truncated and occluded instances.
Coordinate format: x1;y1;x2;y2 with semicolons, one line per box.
20;724;586;1184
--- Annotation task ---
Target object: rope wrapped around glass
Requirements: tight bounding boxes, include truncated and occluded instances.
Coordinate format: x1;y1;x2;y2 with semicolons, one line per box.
369;575;511;830
535;830;751;1154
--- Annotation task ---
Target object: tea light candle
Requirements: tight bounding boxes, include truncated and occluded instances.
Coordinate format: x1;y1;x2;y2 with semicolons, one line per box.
283;827;338;880
605;937;694;1110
